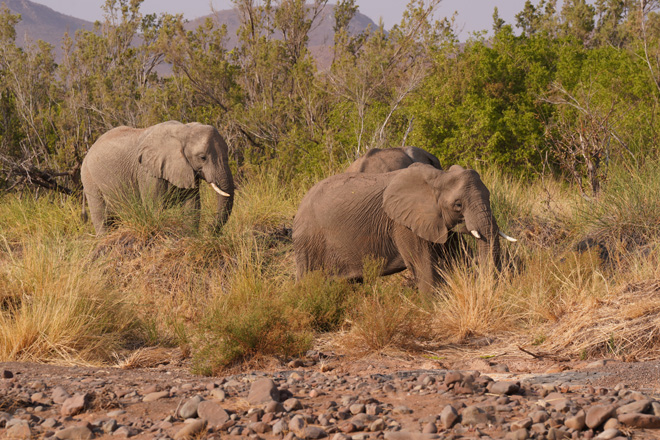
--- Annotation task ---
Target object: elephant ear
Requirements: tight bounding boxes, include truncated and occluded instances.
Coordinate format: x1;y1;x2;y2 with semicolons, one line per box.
383;164;448;244
137;121;195;189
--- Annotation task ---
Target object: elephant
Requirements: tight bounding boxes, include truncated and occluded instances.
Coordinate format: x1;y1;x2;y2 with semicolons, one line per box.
293;163;517;293
81;121;234;235
345;146;442;173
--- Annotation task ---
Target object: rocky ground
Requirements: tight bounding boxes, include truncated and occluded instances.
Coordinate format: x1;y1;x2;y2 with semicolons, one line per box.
2;351;660;440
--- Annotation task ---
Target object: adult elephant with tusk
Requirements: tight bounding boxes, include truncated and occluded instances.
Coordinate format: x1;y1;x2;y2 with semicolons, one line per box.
81;121;234;235
293;163;517;293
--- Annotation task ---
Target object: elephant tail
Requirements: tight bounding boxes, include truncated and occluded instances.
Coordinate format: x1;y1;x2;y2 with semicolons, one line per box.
81;192;89;223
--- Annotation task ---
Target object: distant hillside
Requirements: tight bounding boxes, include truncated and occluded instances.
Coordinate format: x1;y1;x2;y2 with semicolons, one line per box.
2;0;92;57
185;5;378;69
3;1;377;69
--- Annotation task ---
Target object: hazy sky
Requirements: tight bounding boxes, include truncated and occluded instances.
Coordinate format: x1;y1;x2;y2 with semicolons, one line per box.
32;0;536;39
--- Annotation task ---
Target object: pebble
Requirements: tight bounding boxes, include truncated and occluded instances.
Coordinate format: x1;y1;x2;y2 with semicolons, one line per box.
440;405;459;429
618;412;660;428
564;409;586;430
143;390;169;402
461;405;491;425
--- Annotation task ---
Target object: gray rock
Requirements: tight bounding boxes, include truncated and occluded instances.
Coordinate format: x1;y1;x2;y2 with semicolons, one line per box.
546;427;569;439
489;381;520;395
422;422;437;433
350;403;365;415
289;414;306;433
197;400;230;428
51;387;71;404
331;435;352;440
461;405;491;426
55;426;94;440
178;395;202;419
586;404;617;429
249;421;271;434
564;410;585;430
616;399;652;415
618;412;660;428
248;378;279;405
41;418;59;429
265;400;285;413
301;426;327;439
441;405;459;429
384;433;440;440
143;390;169;402
370;418;387;431
284;398;304;412
209;388;226;401
603;417;620;430
113;426;138;437
506;428;529;440
173;419;206;439
5;422;31;440
595;428;622;440
510;418;532;430
102;419;118;434
106;410;125;418
530;410;550;424
273;419;287;436
61;393;90;417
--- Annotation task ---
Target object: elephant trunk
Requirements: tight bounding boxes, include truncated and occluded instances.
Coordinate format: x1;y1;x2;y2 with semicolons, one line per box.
209;163;234;232
470;204;502;270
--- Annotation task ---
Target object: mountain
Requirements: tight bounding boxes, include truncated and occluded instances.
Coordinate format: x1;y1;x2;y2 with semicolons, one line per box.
186;6;378;68
3;0;377;69
2;0;93;57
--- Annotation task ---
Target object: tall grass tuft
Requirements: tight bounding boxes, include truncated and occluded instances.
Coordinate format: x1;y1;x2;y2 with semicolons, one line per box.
0;238;140;364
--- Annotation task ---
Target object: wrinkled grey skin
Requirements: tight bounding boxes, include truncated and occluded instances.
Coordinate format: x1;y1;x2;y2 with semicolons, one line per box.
81;121;234;235
345;146;442;173
293;164;500;293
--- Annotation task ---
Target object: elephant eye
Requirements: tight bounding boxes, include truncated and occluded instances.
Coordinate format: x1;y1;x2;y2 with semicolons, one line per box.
453;201;462;211
199;154;207;161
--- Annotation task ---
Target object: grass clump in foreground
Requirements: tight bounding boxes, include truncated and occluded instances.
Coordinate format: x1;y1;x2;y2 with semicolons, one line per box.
5;161;660;369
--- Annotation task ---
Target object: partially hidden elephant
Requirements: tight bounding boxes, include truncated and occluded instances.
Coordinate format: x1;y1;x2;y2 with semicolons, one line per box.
81;121;234;235
345;146;442;173
293;163;517;293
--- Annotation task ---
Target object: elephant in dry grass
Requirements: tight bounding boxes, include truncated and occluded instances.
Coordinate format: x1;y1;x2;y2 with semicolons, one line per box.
81;121;234;235
293;164;517;293
345;146;442;173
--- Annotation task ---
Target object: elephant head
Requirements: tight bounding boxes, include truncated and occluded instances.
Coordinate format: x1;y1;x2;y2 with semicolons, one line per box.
137;121;234;230
383;164;515;268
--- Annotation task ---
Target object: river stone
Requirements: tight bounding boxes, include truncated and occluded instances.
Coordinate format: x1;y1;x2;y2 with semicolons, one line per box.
564;410;586;430
173;419;207;439
289;414;305;433
301;426;328;439
284;398;303;411
586;404;617;429
618;412;660;429
422;422;437;433
350;403;365;415
51;387;71;405
55;426;94;440
384;433;440;440
489;381;520;395
178;395;202;419
248;378;280;404
546;427;569;440
6;422;31;440
209;388;226;401
530;410;550;424
441;405;459;429
197;400;230;428
371;418;387;432
102;419;117;434
273;419;286;436
616;399;652;415
61;393;90;417
143;390;169;402
506;428;529;440
511;418;532;430
594;428;622;440
462;405;490;426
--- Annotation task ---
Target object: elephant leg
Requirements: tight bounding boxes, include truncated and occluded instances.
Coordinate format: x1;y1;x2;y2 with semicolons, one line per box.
85;186;108;236
392;226;437;294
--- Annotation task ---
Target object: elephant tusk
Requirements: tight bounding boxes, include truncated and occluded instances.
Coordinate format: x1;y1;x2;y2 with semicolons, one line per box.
499;231;518;242
211;183;231;197
471;230;481;239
